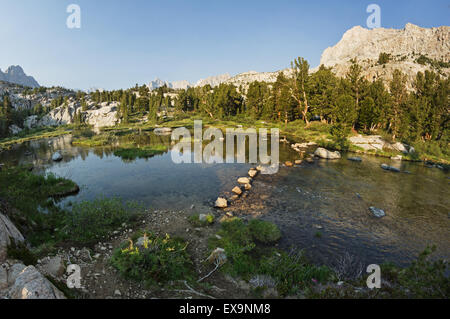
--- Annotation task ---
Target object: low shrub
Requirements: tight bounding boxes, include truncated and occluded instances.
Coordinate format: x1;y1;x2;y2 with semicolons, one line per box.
110;233;193;284
248;219;281;244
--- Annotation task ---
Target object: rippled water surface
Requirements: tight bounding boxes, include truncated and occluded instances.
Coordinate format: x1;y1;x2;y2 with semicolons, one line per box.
1;133;448;267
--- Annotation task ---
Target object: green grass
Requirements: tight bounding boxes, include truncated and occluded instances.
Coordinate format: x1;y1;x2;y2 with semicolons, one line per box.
113;144;168;160
0;126;73;149
110;232;194;285
62;197;143;244
0;166;80;246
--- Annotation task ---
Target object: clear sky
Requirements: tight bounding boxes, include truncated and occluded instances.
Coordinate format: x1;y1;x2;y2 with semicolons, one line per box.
0;0;448;90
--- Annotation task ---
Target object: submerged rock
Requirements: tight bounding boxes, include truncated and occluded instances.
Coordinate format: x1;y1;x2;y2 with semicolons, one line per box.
314;148;341;160
381;164;400;173
348;157;362;162
52;152;63;162
369;207;386;218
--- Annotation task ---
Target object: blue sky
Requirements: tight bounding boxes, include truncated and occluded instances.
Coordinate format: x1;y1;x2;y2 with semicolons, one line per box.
0;0;448;90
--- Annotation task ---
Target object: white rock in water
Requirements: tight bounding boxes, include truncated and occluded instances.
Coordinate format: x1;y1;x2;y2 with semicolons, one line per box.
314;148;341;160
391;155;403;161
248;169;258;178
232;186;243;195
369;207;386;218
52;152;63;162
237;177;251;185
215;197;228;208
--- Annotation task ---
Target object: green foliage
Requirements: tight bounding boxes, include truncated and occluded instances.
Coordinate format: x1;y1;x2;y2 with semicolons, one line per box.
63;197;142;244
188;213;215;227
378;52;391;65
113;144;167;160
7;240;38;265
259;249;333;296
248;219;281;244
110;233;193;284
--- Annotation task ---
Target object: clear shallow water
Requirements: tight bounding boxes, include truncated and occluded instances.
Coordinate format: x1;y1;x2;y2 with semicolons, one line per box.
0;134;449;267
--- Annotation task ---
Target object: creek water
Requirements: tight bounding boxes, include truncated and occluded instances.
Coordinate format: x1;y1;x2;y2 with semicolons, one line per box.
1;132;448;267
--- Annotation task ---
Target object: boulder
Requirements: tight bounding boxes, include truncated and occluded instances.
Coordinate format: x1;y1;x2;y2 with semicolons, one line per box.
0;213;25;262
391;155;403;161
52;152;63;162
294;160;303;165
248;169;258;178
390;142;408;154
232;186;243;196
38;256;65;278
0;266;7;290
237;177;251;185
314;148;341;160
381;164;400;173
244;183;252;191
215;197;228;209
7;265;66;299
285;161;294;167
348;135;386;151
369;207;386;218
8;125;22;135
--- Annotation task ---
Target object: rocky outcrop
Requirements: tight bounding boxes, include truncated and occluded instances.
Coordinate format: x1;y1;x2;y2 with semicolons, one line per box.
0;66;40;88
1;263;66;299
349;135;414;154
0;213;25;262
36;101;119;128
196;73;232;88
320;23;450;88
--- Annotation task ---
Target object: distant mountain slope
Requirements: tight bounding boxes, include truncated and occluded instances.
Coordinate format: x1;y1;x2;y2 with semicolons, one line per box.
0;65;40;88
320;23;450;87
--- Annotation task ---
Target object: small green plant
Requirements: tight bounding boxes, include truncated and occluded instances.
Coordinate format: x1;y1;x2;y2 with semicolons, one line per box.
248;219;281;244
188;213;215;227
110;233;194;285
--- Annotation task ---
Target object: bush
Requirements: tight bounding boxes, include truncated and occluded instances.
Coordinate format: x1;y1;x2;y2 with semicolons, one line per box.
259;249;333;296
63;197;142;244
248;219;281;244
110;233;193;284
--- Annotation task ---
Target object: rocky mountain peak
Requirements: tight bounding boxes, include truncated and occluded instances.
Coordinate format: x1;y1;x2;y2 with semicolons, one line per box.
0;65;40;88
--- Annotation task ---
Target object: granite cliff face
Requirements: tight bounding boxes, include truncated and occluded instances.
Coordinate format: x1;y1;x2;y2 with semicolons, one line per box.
320;23;450;87
0;66;40;88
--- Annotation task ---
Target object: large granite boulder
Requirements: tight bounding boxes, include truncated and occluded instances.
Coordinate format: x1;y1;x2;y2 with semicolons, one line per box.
314;148;341;160
0;213;25;262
